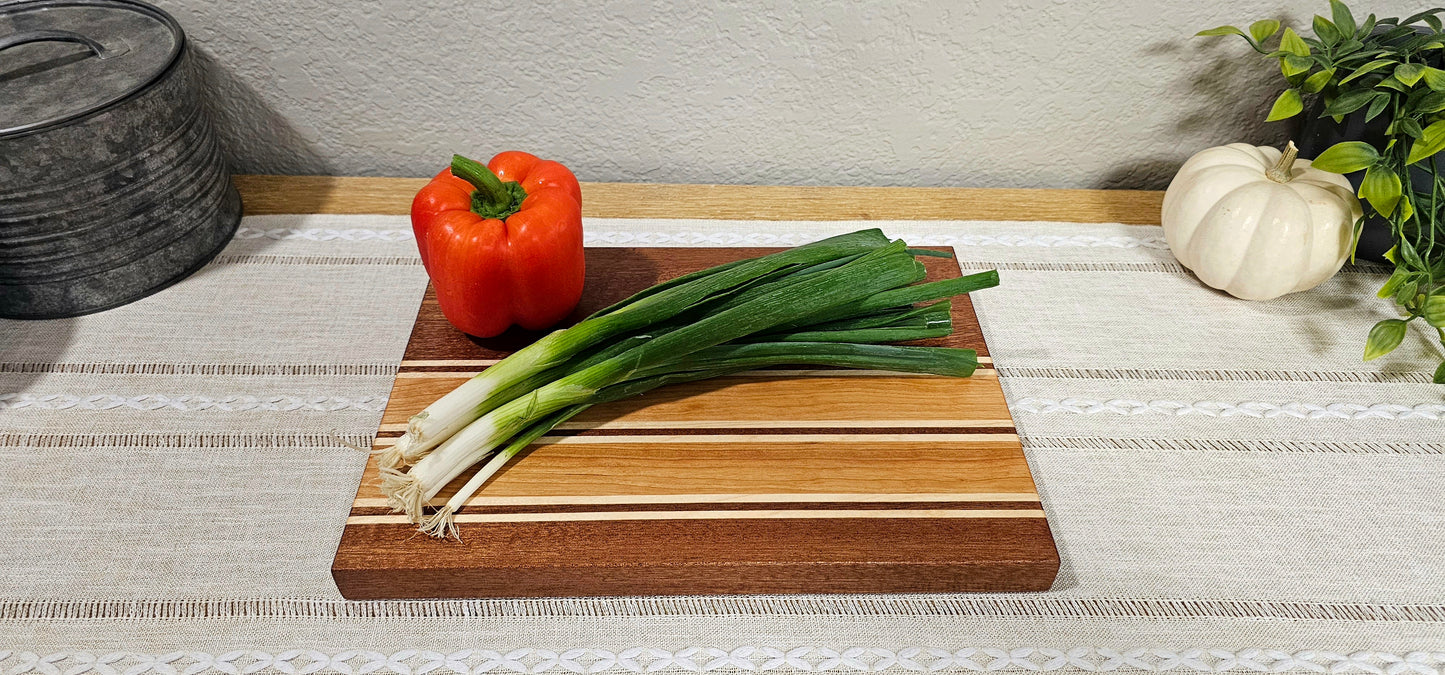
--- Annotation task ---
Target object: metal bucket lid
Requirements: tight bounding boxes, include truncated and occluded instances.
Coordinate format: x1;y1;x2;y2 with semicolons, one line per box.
0;0;182;137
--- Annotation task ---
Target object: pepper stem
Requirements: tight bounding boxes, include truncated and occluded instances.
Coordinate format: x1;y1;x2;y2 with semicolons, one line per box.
1266;141;1299;183
451;154;527;220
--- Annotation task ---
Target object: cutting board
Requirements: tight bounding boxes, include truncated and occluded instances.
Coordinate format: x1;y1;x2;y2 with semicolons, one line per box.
331;247;1058;598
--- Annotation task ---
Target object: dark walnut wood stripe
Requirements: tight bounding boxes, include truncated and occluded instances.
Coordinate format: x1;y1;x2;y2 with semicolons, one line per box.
346;500;1045;517
334;246;1052;598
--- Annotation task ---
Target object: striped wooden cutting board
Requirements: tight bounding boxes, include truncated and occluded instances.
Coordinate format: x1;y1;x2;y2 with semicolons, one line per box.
331;247;1058;598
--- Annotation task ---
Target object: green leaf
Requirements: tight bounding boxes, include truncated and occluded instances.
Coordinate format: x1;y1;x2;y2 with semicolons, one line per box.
1399;239;1427;269
1360;165;1402;215
1433;360;1445;384
1365;93;1391;121
1422;67;1445;91
1402;8;1445;25
1360;13;1378;38
1416;90;1445;114
1378;76;1413;93
1427;14;1443;31
1399;196;1415;221
1198;25;1248;38
1364;319;1408;361
1250;19;1282;43
1396;63;1427;86
1337;39;1365;56
1314;15;1343;44
1280;27;1311;56
1323;87;1381;116
1330;0;1357;36
1378;269;1409;298
1281;55;1314;76
1341;59;1397;84
1406;120;1445;164
1396;280;1419;305
1424;294;1445;327
1424;42;1445;51
1398;118;1426;138
1310;140;1380;173
1302;68;1336;93
1267;88;1305;121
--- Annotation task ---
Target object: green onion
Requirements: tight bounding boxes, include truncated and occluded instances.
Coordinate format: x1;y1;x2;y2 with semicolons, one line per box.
378;229;892;469
389;240;926;520
417;343;976;537
379;228;1001;538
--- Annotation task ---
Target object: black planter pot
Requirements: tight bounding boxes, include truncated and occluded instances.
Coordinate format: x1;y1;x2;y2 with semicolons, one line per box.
1294;26;1443;264
1294;101;1438;263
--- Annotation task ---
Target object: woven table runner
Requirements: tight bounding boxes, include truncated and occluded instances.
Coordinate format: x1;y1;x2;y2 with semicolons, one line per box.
1;214;1442;671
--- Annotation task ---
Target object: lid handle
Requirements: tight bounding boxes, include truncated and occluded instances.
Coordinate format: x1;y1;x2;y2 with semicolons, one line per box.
0;29;117;59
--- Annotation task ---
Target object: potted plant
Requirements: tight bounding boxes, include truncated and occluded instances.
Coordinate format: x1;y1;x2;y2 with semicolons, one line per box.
1200;0;1445;382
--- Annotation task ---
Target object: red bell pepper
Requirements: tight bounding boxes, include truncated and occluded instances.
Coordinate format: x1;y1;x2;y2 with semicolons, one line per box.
410;152;585;337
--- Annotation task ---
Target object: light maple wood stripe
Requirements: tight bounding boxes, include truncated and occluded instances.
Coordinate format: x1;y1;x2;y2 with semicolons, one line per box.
395;369;997;379
359;437;1037;499
352;491;1041;508
236;176;1163;224
369;433;1018;447
549;419;1015;430
348;509;1048;525
381;375;1010;426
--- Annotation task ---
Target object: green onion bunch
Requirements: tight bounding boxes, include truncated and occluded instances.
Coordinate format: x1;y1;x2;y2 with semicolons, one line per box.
379;228;999;538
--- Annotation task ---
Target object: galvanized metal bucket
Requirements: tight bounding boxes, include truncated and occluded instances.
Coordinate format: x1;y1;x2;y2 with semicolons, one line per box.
0;0;241;319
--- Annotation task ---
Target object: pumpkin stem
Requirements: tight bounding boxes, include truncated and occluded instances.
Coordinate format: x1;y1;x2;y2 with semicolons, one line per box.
1266;141;1299;183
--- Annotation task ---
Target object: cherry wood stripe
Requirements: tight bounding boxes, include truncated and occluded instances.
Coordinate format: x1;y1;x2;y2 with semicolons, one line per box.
357;438;1037;501
331;516;1060;597
381;377;1008;427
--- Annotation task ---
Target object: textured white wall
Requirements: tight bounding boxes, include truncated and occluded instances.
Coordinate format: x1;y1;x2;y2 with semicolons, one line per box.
158;0;1420;188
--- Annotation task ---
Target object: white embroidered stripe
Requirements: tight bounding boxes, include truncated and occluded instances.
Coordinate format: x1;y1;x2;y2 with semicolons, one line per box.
1020;436;1445;455
0;648;1442;675
0;597;1441;622
1012;398;1445;420
997;367;1433;384
0;394;386;412
229;227;1170;249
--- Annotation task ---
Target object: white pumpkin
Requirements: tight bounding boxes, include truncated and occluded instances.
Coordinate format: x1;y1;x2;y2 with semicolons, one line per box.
1161;141;1363;301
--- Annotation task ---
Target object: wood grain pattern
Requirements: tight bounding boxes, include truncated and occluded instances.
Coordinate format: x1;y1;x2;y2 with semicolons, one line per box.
330;247;1059;598
236;175;1164;224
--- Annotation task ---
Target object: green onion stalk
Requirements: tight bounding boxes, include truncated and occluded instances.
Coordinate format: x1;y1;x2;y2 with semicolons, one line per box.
377;229;1002;538
375;229;894;474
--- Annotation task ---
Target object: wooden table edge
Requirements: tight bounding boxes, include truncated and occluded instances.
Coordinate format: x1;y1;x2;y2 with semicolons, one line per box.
235;175;1164;224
